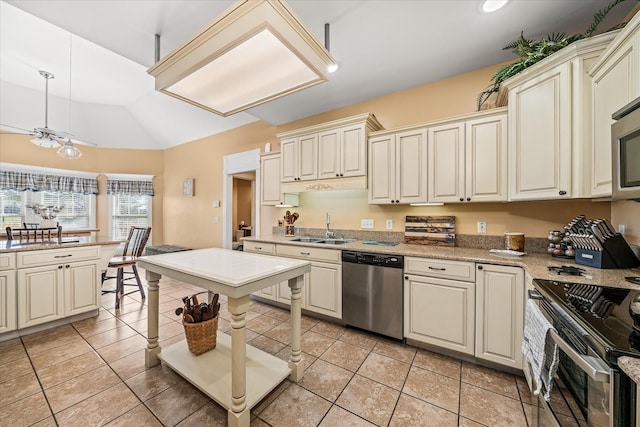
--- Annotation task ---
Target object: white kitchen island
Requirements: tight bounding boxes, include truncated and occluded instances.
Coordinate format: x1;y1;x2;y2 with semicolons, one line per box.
136;248;311;427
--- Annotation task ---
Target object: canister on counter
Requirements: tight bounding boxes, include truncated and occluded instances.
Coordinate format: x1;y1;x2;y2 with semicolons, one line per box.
505;232;525;252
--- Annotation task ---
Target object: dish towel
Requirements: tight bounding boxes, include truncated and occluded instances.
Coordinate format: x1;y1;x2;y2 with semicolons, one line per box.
522;299;560;400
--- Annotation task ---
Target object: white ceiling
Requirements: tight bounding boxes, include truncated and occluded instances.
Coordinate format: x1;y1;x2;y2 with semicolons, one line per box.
0;0;636;150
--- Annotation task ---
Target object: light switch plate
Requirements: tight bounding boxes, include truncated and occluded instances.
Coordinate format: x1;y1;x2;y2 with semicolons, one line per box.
477;221;487;234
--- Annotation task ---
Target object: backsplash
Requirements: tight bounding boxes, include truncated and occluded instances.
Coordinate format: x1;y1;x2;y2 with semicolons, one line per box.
270;227;550;253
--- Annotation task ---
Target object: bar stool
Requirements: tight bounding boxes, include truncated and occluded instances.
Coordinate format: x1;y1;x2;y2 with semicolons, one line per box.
102;226;151;309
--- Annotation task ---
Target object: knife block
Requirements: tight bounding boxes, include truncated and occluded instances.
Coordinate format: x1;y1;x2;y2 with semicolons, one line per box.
575;234;640;269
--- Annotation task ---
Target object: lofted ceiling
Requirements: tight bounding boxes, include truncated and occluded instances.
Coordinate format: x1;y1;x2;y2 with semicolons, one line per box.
0;0;637;150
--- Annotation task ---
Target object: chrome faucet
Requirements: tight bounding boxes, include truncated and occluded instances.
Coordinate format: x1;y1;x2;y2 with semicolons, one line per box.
325;212;335;239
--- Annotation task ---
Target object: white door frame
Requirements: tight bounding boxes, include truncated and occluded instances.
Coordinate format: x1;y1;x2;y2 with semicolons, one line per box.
223;149;261;249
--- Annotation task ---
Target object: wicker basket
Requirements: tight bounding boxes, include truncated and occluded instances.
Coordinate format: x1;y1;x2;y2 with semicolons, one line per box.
183;314;219;356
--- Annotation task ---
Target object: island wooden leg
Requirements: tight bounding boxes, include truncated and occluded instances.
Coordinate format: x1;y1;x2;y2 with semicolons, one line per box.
145;270;162;368
227;294;250;427
288;274;304;382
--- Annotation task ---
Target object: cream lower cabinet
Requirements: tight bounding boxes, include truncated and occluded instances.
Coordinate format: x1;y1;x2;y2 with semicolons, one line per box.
404;257;475;355
475;263;524;369
247;242;342;320
16;246;101;329
243;242;278;301
368;128;428;204
276;244;342;319
0;253;17;333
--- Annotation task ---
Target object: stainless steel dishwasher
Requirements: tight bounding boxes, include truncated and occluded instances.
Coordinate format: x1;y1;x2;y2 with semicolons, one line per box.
342;251;404;340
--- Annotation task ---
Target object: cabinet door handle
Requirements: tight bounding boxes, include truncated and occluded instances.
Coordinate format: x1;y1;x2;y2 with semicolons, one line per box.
404;276;409;280
300;251;310;255
54;254;73;258
65;265;70;268
459;197;464;202
428;266;446;271
58;265;63;269
466;197;471;201
395;200;400;203
477;265;483;270
559;190;567;196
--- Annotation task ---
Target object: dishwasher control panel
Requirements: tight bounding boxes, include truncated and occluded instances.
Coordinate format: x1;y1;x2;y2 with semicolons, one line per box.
342;251;404;268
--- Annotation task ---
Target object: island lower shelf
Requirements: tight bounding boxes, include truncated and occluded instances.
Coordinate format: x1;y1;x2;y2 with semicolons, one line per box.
158;332;291;410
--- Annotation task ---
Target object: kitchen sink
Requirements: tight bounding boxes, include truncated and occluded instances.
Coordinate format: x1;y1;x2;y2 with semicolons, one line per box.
316;238;356;245
288;237;356;245
289;237;323;243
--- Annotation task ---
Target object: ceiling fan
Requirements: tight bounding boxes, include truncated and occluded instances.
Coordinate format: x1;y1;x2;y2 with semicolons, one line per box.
1;70;96;159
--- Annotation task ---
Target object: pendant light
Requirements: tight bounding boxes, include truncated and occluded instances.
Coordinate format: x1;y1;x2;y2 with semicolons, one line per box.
57;138;82;159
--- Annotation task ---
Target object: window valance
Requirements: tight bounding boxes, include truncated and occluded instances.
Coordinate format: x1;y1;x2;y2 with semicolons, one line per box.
106;179;154;196
0;170;99;195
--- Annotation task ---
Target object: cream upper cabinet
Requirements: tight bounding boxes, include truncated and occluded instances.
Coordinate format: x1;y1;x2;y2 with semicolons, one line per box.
0;253;16;334
278;113;382;191
507;62;572;200
427;109;507;203
318;123;367;179
280;134;317;183
502;32;617;201
465;113;508;202
261;152;283;206
589;14;640;198
428;122;465;203
475;263;524;369
368;128;428;204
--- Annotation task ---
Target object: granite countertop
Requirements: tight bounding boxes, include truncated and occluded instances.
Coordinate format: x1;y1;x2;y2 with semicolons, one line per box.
244;234;640;290
619;357;640;384
0;235;122;252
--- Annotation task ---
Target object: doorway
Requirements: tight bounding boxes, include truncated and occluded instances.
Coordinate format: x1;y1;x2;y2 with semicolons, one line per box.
222;149;261;249
232;173;255;249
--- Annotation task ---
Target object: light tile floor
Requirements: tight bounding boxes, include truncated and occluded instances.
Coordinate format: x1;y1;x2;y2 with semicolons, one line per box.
0;269;538;427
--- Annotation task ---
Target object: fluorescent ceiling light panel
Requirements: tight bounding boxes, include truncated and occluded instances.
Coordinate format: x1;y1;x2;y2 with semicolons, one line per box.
148;0;336;117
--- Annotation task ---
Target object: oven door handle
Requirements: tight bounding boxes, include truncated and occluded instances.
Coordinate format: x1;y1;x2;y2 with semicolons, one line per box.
549;329;610;383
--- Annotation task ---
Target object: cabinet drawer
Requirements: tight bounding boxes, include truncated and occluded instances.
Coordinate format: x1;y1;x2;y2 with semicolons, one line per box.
404;257;475;282
276;244;341;264
243;242;276;255
17;246;100;268
0;253;16;271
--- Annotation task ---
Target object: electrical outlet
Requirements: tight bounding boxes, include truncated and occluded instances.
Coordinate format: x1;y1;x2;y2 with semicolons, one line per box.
477;221;487;234
214;216;220;224
386;219;393;230
361;219;374;229
618;224;626;236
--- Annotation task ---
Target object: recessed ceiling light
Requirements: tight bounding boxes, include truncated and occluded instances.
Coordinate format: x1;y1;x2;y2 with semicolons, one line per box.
482;0;509;13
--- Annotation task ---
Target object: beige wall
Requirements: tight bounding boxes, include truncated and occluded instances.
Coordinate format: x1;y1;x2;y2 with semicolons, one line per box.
0;133;164;243
3;60;637;248
612;201;640;245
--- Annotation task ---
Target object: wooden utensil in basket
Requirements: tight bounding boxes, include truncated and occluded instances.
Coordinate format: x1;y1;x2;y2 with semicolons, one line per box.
176;292;220;355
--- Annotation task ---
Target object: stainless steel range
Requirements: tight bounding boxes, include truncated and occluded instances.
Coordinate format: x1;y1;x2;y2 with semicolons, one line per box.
531;277;640;427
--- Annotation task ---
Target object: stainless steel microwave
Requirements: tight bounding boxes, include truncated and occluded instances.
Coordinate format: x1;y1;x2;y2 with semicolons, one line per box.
612;96;640;201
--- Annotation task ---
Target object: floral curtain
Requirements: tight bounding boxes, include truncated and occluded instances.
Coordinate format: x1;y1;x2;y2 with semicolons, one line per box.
106;179;154;196
0;170;99;195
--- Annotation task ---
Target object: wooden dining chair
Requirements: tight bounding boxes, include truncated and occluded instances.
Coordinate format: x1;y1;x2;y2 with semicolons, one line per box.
102;226;151;309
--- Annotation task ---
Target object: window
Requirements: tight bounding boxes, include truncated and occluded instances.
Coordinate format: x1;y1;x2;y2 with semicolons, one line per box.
0;190;22;228
0;189;94;230
109;193;152;240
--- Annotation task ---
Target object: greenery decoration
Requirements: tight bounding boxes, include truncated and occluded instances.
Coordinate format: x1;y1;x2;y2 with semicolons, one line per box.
476;0;635;110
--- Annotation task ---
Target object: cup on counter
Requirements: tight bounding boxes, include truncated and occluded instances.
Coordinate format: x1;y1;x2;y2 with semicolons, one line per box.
505;232;525;252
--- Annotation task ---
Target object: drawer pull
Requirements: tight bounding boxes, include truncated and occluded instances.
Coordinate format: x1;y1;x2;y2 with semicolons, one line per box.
300;251;310;255
54;254;73;258
428;266;446;271
254;247;262;250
